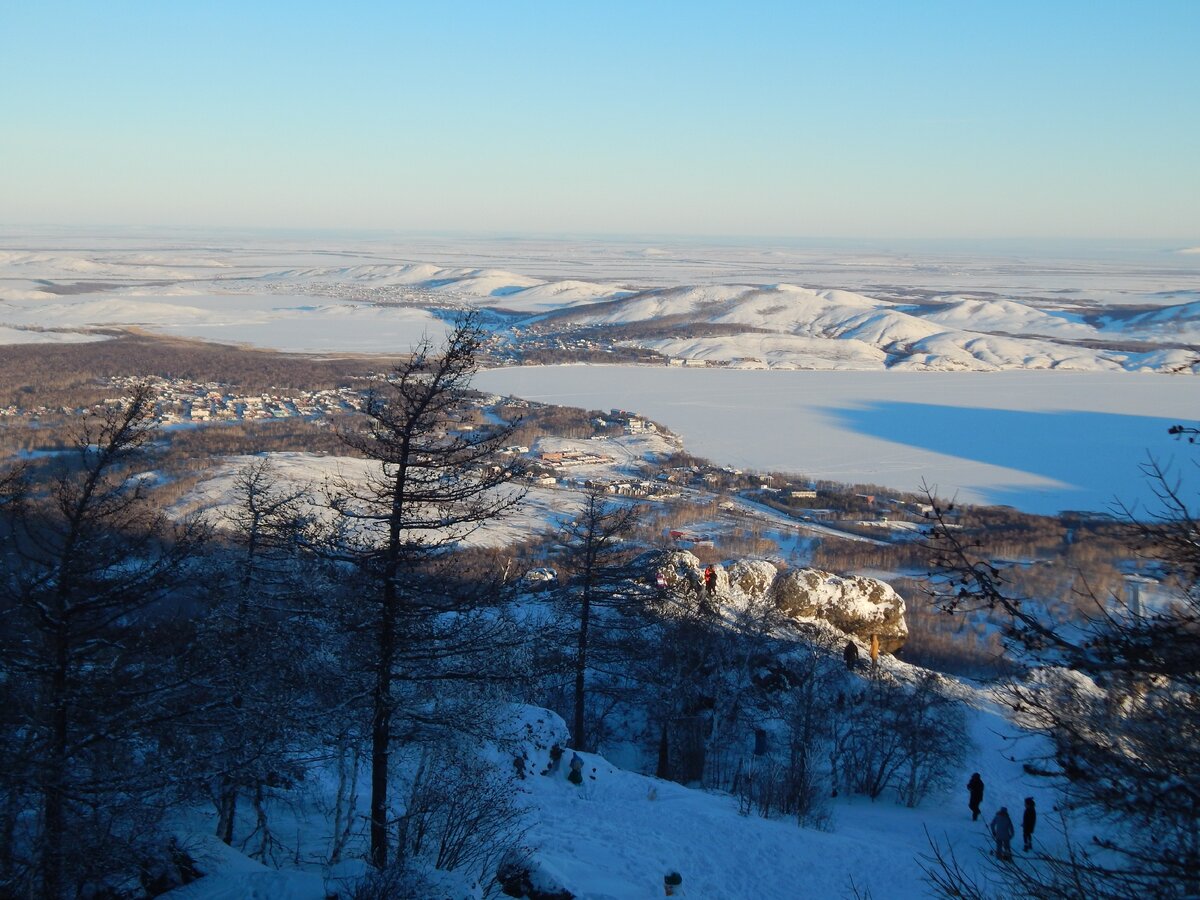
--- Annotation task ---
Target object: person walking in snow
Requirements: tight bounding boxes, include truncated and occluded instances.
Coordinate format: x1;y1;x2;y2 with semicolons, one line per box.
991;807;1015;861
704;565;717;595
967;772;984;821
1022;797;1037;852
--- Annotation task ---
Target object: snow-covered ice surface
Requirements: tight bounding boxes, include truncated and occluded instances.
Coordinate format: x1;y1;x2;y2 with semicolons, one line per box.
476;365;1196;515
0;324;110;344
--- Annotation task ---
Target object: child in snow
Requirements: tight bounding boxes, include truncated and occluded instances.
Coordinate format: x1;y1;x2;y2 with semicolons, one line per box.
991;807;1015;861
843;641;859;670
568;752;584;785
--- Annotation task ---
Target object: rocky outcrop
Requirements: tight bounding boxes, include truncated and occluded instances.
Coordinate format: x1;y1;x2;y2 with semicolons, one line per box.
771;568;908;653
654;550;707;599
648;551;908;652
726;558;777;599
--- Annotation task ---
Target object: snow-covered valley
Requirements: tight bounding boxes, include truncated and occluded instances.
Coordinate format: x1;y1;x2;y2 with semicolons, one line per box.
2;235;1198;899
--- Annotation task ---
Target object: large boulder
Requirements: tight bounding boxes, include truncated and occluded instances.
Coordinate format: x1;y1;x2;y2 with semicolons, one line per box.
653;550;706;599
726;558;778;599
772;568;908;652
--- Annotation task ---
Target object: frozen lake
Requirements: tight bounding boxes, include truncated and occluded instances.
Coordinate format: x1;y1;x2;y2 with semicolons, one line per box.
475;366;1197;515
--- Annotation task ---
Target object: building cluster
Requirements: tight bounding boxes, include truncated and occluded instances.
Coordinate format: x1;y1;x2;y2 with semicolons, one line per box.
536;448;616;468
668;528;716;548
113;376;370;425
0;376;369;426
594;409;658;435
525;466;681;502
259;280;445;308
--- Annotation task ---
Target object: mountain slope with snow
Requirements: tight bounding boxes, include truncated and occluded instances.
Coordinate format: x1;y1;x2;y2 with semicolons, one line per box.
1;244;1196;373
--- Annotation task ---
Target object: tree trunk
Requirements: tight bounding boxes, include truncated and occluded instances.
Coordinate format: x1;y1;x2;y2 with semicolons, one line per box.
370;587;398;869
42;620;70;899
217;781;237;845
573;585;591;751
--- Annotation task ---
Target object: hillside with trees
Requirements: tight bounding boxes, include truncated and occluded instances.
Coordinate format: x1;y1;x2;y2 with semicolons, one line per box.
1;317;1195;899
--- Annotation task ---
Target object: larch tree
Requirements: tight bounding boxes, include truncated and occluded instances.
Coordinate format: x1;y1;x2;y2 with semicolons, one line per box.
0;383;207;898
551;487;644;752
190;458;320;850
322;314;524;870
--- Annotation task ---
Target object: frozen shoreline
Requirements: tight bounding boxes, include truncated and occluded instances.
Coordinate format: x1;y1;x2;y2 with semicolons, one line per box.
475;365;1195;515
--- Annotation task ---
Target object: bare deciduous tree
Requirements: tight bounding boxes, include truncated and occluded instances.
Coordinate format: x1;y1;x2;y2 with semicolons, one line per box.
552;487;644;751
922;449;1200;898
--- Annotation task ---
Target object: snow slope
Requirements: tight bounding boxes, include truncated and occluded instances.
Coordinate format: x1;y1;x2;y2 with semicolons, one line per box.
171;453;581;548
164;675;1067;900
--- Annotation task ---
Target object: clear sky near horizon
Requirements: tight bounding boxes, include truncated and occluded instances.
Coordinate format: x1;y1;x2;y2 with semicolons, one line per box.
2;1;1197;241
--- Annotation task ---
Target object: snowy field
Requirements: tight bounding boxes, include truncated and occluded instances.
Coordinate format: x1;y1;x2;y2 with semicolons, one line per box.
476;365;1196;515
2;236;1198;369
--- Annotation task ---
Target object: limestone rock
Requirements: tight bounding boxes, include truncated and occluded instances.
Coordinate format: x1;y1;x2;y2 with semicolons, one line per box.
644;551;907;653
654;550;705;599
726;558;778;599
772;568;908;653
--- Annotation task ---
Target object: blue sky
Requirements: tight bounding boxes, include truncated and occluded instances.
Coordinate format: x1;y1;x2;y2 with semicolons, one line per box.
2;1;1197;240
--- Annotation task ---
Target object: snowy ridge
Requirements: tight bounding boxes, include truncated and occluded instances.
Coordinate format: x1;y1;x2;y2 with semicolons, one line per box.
260;263;631;311
0;244;1196;373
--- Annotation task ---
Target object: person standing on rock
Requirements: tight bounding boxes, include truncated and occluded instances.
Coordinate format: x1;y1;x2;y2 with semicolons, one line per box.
967;772;984;821
704;565;717;595
843;640;859;670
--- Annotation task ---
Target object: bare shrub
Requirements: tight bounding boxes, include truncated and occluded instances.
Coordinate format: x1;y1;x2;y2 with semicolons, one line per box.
835;669;966;805
397;749;531;886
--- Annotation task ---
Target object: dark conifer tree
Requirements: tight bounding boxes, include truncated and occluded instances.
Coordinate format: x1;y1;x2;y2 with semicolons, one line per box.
0;384;206;898
321;314;523;869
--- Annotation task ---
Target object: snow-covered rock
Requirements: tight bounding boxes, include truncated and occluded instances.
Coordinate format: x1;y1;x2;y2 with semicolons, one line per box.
725;558;779;599
649;552;908;652
772;568;908;653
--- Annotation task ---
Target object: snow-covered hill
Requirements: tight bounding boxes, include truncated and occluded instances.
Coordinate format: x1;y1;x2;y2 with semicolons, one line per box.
1;242;1196;373
161;664;1066;900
